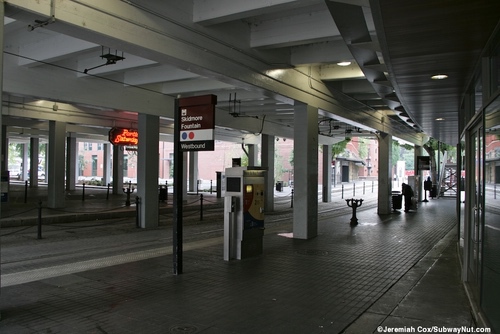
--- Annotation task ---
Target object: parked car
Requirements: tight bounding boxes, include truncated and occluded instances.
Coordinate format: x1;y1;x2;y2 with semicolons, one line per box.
28;166;45;180
9;169;21;180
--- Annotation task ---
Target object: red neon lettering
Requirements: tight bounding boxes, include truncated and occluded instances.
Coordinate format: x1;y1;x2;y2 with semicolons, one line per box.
111;129;138;145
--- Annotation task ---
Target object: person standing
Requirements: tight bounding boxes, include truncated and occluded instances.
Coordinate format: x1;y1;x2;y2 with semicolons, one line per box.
401;183;414;212
424;176;432;201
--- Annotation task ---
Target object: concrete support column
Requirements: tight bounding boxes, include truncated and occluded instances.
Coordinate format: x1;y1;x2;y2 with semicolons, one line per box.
0;3;4;320
293;104;318;239
21;143;28;180
261;134;275;212
414;145;424;202
377;132;392;215
188;151;198;192
1;125;7;173
29;137;39;188
103;143;111;186
47;121;66;208
137;114;160;228
66;136;77;191
322;144;332;202
112;144;124;194
247;144;258;166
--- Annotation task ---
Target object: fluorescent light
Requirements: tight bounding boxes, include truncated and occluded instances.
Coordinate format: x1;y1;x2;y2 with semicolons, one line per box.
431;74;448;80
436;117;445;121
337;61;351;66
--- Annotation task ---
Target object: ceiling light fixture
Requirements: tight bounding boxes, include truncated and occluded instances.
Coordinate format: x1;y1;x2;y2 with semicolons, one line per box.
436;117;445;121
431;74;448;80
337;61;351;67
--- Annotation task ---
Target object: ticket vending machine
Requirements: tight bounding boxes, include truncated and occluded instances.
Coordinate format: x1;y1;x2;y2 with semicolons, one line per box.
224;167;266;260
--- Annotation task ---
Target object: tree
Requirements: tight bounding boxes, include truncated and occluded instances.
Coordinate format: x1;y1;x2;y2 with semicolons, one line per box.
8;143;23;167
401;145;415;171
8;142;46;173
358;138;368;159
78;154;86;176
391;140;400;163
422;138;454;184
331;138;351;157
240;153;248;167
274;151;285;181
392;141;400;177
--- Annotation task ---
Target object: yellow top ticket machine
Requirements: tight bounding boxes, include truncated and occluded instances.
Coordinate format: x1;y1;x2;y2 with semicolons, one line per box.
224;167;266;261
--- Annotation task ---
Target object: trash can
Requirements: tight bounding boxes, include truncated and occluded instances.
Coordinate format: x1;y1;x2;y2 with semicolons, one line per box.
392;191;402;211
159;185;167;202
1;171;9;202
276;181;283;192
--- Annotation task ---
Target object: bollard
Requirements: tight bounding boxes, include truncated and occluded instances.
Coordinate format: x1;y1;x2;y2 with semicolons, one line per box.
353;183;356;197
346;198;363;226
210;180;213;194
123;181;135;206
136;196;141;228
82;182;86;201
166;181;169;202
341;184;344;199
363;182;365;195
291;189;294;208
37;200;43;239
372;180;374;193
200;194;204;221
24;180;28;203
495;183;497;200
107;182;111;200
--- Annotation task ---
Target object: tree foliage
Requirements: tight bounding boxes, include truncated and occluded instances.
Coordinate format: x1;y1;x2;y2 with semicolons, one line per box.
331;138;351;157
357;138;368;159
8;142;46;168
422;138;455;184
392;141;400;167
401;146;415;170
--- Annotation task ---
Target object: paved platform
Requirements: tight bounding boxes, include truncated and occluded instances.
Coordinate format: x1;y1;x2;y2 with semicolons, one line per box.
0;183;479;333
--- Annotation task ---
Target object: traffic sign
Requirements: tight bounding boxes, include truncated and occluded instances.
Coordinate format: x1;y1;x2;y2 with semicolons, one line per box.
177;95;217;151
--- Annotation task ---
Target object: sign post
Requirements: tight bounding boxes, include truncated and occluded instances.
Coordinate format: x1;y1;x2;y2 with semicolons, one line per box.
173;95;217;275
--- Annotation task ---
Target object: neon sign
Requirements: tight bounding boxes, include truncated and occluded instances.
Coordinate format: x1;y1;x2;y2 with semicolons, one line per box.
109;127;138;146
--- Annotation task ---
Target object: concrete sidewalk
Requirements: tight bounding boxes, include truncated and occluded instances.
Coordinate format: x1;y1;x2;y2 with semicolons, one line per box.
0;193;478;333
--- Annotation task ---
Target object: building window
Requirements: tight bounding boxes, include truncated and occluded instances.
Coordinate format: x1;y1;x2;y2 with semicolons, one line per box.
92;155;98;176
124;155;128;177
